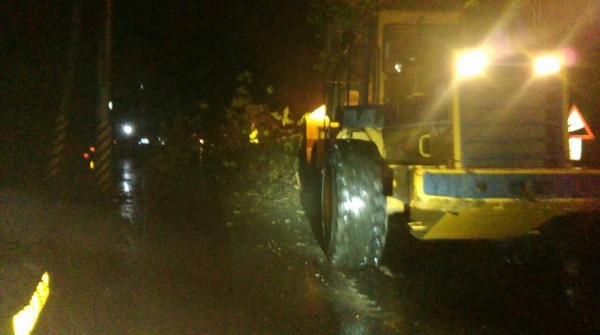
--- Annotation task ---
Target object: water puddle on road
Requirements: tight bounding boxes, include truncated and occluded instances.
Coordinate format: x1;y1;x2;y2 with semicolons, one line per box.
330;272;387;334
114;159;145;232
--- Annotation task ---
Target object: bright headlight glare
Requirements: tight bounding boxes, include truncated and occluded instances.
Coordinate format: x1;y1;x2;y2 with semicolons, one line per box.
534;55;562;75
456;50;488;78
308;105;327;122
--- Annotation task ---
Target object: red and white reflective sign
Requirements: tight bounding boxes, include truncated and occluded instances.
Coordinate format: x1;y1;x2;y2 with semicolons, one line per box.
568;105;594;140
567;105;595;161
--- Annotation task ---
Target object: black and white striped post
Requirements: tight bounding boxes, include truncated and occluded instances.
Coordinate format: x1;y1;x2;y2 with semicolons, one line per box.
49;2;81;182
48;113;68;179
96;0;113;195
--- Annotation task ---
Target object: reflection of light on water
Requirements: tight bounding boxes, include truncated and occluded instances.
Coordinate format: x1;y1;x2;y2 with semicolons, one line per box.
331;274;382;335
13;272;50;335
122;181;131;194
121;202;134;220
119;159;138;224
120;159;135;194
121;159;132;171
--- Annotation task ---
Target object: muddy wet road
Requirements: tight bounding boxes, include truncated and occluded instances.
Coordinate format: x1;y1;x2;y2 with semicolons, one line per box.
1;158;596;334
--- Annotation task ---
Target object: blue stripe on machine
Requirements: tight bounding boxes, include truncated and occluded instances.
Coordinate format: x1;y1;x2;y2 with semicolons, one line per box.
423;172;600;198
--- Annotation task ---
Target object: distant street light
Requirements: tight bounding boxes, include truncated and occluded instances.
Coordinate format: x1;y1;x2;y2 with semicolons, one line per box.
121;124;134;136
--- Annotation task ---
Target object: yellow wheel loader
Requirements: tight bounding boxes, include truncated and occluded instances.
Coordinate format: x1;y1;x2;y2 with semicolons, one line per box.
298;11;600;321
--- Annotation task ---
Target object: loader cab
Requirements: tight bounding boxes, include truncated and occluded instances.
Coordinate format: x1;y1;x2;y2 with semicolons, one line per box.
381;20;457;119
377;11;461;116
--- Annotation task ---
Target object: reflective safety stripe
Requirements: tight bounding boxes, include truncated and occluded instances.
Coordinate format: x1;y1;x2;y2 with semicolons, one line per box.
423;172;600;198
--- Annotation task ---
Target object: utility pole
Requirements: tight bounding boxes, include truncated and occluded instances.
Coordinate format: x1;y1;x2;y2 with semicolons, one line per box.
96;0;113;195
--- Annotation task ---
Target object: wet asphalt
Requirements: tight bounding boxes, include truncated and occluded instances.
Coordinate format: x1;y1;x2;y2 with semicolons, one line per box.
1;157;597;334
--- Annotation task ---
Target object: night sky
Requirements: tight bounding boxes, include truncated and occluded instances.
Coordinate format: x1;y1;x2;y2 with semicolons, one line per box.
111;0;321;120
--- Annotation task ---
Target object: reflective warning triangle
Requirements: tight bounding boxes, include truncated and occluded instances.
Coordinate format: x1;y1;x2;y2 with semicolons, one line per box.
568;105;595;140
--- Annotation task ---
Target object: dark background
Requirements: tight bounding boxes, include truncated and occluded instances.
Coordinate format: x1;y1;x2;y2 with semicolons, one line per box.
0;0;322;179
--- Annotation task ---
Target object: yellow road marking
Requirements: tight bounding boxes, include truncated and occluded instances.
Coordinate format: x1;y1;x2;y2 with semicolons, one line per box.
12;272;50;335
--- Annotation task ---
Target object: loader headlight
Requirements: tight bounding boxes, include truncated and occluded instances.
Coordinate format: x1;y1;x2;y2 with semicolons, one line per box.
456;50;488;78
533;54;562;76
308;105;327;122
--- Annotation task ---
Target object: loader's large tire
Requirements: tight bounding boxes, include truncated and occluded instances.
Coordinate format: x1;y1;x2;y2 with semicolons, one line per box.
322;140;387;268
298;143;324;245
